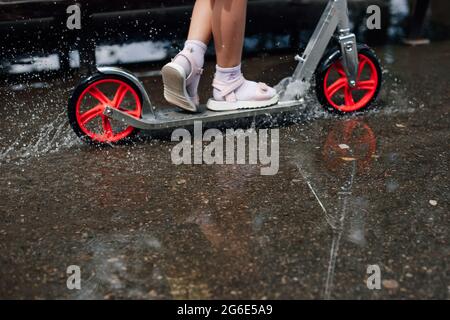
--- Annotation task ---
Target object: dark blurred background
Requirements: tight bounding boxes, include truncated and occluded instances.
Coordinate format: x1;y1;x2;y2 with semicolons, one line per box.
1;0;449;82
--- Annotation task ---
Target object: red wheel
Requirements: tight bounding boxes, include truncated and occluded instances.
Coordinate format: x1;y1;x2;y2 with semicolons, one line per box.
68;74;142;145
316;46;382;113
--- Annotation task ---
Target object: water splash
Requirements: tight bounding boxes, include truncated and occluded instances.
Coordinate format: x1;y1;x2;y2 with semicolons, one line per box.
0;110;80;164
275;76;311;102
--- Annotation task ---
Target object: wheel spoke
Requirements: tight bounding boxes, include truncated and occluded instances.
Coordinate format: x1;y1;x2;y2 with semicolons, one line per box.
344;87;355;106
356;80;376;91
101;116;113;138
357;59;368;79
326;77;347;98
335;63;347;77
79;104;103;125
88;86;111;105
112;84;129;108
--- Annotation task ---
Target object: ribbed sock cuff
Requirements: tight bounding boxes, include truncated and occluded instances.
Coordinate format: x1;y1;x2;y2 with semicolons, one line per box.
216;64;241;73
185;39;208;51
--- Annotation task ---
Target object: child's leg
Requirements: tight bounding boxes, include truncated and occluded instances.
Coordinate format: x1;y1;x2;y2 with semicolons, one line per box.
162;0;212;112
188;0;214;44
173;0;213;96
212;0;246;68
208;0;278;111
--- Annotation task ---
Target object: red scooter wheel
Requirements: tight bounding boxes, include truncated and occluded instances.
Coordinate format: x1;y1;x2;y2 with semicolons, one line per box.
316;46;382;113
68;74;142;145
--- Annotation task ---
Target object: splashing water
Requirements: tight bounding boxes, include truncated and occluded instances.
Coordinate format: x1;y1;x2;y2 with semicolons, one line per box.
275;76;311;102
0;110;80;164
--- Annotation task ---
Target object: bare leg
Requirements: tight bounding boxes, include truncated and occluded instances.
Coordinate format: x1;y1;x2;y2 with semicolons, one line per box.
212;0;247;68
188;0;214;44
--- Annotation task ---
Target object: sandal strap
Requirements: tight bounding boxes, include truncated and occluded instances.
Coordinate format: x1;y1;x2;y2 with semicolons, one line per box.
258;82;270;92
212;75;246;102
190;94;200;106
174;48;203;86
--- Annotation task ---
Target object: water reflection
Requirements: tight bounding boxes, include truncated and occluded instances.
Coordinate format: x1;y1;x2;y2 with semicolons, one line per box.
321;120;376;299
293;118;377;299
322;120;376;174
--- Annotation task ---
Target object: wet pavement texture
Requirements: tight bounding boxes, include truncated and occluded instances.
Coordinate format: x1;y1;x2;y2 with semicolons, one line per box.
0;41;449;299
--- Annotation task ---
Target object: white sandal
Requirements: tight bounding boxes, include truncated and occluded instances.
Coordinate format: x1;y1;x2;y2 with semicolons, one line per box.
162;48;203;112
206;75;279;111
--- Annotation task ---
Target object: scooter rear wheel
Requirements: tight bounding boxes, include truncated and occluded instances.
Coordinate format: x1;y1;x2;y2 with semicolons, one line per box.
68;74;142;145
316;46;382;113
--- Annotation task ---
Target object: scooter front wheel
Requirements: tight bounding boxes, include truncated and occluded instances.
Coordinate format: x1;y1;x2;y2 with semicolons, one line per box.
68;74;142;145
315;46;382;113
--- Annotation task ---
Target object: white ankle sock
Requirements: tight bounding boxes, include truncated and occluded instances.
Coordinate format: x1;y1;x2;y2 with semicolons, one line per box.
172;40;207;98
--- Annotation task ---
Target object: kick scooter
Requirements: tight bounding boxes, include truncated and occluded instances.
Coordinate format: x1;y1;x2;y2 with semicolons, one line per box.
68;0;382;145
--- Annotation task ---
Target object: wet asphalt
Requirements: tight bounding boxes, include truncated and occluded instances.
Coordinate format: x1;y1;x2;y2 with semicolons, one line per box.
0;42;448;299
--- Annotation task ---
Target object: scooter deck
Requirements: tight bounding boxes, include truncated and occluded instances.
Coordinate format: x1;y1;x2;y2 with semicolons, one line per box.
104;100;303;130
